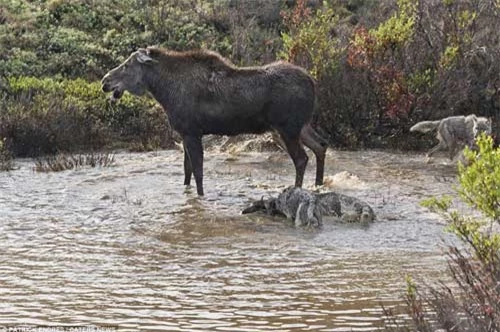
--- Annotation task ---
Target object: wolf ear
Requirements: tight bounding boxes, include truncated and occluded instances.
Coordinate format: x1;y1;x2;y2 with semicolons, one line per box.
136;48;156;64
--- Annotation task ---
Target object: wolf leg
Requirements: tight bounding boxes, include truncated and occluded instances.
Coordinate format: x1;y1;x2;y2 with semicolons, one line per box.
295;202;305;227
426;140;447;158
438;124;459;160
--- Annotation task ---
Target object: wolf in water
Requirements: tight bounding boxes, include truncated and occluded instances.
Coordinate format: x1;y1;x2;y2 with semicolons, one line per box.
242;187;375;227
410;114;492;160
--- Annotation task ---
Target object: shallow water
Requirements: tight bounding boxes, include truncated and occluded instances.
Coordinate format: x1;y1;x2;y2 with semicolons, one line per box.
0;148;463;331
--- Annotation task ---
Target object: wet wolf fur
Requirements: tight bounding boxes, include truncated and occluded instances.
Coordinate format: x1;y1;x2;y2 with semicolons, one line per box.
410;114;492;160
242;187;375;227
101;47;327;195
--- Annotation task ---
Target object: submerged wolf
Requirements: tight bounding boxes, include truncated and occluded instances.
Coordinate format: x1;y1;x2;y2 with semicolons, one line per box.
101;47;327;195
242;186;375;227
410;114;492;160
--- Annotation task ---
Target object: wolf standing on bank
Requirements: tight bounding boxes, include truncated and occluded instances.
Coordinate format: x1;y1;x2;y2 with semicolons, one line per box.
410;114;492;160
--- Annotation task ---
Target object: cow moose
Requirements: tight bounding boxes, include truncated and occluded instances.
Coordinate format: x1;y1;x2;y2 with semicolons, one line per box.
101;47;327;195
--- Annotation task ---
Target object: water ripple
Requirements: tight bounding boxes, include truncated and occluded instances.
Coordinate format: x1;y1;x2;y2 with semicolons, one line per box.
0;150;459;330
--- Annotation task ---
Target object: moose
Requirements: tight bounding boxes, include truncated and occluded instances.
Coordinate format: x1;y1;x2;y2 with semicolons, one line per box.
101;47;327;195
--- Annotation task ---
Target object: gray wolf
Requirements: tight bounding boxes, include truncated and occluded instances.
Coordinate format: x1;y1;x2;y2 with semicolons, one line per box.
242;186;375;227
410;114;492;160
102;47;327;195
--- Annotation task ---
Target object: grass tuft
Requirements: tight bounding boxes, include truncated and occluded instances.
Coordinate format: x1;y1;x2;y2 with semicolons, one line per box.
34;152;115;172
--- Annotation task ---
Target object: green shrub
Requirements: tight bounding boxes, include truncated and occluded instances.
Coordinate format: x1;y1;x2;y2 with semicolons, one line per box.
372;0;416;51
392;134;500;331
1;0;498;152
458;134;500;222
0;0;227;81
280;0;341;79
0;76;174;157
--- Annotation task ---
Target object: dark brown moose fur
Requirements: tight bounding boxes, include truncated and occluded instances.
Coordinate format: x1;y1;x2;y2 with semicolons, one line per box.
102;47;327;195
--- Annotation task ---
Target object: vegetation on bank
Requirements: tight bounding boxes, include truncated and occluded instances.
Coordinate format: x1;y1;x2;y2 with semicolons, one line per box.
385;134;500;331
1;76;174;156
1;0;499;157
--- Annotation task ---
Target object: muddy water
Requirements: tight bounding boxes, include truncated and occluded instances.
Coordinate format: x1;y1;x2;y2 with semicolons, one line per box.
0;148;462;331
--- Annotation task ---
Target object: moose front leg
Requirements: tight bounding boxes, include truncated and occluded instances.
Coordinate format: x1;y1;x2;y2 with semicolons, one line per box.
183;141;192;186
183;135;204;196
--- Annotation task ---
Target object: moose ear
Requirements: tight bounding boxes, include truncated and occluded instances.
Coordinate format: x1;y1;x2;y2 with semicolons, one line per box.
136;48;156;64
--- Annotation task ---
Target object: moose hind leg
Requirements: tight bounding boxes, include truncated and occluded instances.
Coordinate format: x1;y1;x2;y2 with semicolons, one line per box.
280;133;308;188
183;142;192;186
301;124;327;185
183;135;204;196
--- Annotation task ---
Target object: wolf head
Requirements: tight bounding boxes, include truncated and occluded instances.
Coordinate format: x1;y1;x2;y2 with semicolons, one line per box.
472;116;492;138
242;197;278;215
360;207;375;224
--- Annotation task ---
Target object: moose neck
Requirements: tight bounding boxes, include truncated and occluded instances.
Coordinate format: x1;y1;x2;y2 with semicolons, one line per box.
142;63;177;111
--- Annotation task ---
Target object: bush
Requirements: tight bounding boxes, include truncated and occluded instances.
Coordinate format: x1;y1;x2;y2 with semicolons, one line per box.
1;0;499;151
458;134;500;222
0;0;227;80
0;76;174;157
280;0;341;79
278;0;499;150
387;134;500;331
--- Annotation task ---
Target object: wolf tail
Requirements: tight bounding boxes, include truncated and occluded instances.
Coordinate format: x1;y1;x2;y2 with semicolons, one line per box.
410;120;441;133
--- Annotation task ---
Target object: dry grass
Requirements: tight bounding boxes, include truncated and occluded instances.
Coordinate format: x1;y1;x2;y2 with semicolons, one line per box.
34;152;115;172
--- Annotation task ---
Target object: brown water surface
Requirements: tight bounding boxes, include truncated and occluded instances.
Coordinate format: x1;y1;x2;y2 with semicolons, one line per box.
0;148;461;331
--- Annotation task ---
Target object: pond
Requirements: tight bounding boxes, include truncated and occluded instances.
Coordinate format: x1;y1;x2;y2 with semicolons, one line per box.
0;147;461;331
